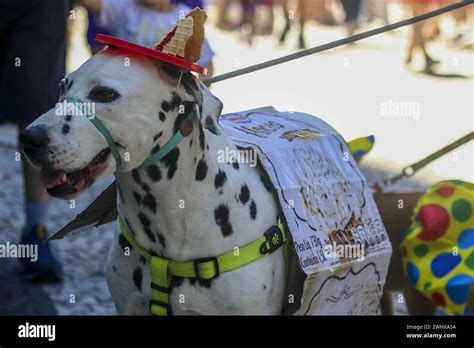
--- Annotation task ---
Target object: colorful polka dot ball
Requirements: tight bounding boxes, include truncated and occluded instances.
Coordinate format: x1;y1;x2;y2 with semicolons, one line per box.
401;180;474;315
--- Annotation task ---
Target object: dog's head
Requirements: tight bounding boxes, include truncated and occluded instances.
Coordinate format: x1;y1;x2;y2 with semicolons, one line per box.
20;48;222;199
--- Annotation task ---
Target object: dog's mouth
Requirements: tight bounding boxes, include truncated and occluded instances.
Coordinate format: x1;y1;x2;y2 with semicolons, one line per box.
40;149;110;197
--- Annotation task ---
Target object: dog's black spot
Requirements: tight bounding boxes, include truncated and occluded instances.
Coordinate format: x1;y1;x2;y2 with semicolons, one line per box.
233;162;240;170
161;62;182;79
170;93;182;111
139;256;146;265
65;115;72;122
169;276;185;291
140;182;151;192
198;124;205;151
156;232;166;248
66;79;74;91
133;191;142;205
205;115;218;134
150;143;161;155
143;193;157;214
159;111;166;122
250;200;257;220
260;172;273;192
188;277;212;288
132;170;141;184
195;159;208;181
263;284;267;290
214;169;227;190
133;267;143;292
140;182;151;193
112;265;117;272
161;101;171;113
161;63;198;96
153;132;163;142
138;212;156;243
214;204;233;237
182;74;199;96
146;165;162;182
239;185;250;205
118;234;131;250
189;139;193;148
61;124;70;135
160;148;180;179
198;279;213;288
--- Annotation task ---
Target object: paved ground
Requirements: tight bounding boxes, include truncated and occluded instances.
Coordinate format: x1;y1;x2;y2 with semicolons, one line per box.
0;4;471;315
0;128;116;315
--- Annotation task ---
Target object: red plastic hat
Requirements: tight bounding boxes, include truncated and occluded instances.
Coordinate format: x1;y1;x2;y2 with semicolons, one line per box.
95;8;208;75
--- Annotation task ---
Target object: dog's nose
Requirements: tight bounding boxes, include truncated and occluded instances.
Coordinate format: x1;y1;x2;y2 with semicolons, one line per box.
20;126;50;154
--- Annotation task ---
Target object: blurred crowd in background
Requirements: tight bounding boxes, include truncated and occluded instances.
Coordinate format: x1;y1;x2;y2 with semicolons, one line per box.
73;0;473;74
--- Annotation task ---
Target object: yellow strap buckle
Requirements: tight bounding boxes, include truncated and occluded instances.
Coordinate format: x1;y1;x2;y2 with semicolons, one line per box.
194;257;220;281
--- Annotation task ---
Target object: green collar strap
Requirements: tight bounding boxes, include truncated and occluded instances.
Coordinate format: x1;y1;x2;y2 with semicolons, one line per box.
118;217;287;316
64;97;198;170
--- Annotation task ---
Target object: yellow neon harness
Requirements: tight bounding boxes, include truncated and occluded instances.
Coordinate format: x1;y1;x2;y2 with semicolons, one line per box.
119;217;287;316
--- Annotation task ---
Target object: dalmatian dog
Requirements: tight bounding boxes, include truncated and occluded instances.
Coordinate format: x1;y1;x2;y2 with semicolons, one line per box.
20;48;286;315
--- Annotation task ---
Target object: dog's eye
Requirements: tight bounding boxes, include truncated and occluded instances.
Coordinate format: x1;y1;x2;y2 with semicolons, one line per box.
87;86;120;103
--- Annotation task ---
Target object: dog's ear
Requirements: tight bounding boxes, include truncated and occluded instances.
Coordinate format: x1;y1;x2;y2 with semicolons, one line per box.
196;81;223;136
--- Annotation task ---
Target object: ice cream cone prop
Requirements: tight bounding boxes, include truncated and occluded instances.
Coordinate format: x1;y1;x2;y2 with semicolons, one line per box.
400;180;474;315
95;8;208;75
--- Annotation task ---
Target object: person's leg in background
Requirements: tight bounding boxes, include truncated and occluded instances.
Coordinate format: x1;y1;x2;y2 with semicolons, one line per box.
0;0;66;282
447;0;471;46
340;0;362;36
20;133;51;234
360;0;388;25
261;0;274;35
239;0;258;44
406;2;440;73
18;127;63;282
215;0;232;30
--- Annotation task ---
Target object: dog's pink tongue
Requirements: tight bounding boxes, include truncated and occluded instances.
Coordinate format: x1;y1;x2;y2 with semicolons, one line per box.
75;179;86;192
40;168;64;188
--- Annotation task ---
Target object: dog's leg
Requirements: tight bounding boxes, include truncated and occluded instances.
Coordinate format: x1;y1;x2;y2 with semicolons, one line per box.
279;0;291;45
105;232;151;315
